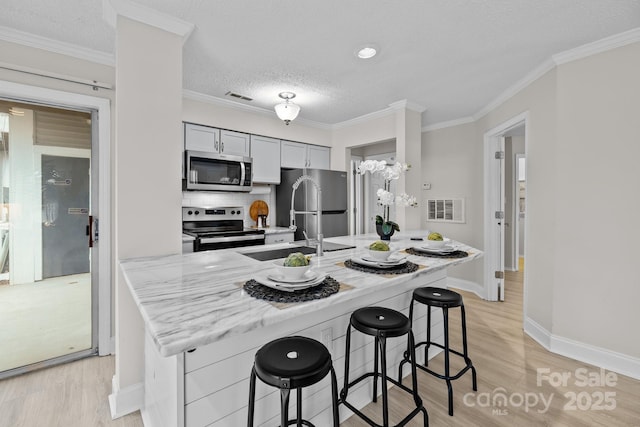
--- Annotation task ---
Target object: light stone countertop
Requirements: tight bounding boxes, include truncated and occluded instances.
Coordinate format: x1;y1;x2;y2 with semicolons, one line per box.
120;232;482;357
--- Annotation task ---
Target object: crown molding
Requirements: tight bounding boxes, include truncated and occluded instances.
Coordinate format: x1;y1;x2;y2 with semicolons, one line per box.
103;0;194;43
182;89;331;130
428;27;640;132
472;57;555;122
389;99;427;113
422;116;475;133
553;26;640;65
0;25;114;66
330;106;396;130
474;27;640;123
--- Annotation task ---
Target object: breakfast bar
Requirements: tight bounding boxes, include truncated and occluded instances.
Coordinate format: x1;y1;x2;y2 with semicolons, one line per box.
120;232;482;427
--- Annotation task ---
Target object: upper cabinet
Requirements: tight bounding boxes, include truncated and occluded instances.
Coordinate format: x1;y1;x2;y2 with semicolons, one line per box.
184;123;250;157
281;140;330;169
184;123;220;152
220;129;250;157
250;135;281;184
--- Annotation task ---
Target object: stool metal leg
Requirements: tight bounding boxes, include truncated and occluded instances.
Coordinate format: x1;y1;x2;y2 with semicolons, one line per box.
378;335;389;427
247;367;257;427
461;304;478;392
280;388;291;427
296;388;302;426
425;305;431;366
409;330;429;426
341;325;352;401
373;336;379;403
330;366;340;427
442;307;454;416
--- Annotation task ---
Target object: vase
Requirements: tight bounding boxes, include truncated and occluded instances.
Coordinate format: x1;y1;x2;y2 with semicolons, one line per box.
376;223;395;241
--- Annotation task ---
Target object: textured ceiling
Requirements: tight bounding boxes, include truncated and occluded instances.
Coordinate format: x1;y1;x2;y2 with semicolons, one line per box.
1;1;639;126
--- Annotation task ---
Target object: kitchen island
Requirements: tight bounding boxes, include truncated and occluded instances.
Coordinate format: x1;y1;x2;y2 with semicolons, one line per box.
120;232;482;427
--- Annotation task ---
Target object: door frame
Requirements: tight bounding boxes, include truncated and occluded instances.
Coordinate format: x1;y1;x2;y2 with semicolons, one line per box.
0;80;112;356
514;153;526;272
483;111;528;302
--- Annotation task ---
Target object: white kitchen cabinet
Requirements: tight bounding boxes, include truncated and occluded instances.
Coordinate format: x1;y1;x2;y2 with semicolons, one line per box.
280;140;307;168
307;144;331;169
184;123;220;152
264;231;294;245
220;129;251;157
250;135;281;183
281;140;330;169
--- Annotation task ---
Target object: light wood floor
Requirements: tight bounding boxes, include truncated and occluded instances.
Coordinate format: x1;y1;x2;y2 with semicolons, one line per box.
1;265;639;426
0;355;142;427
342;266;640;426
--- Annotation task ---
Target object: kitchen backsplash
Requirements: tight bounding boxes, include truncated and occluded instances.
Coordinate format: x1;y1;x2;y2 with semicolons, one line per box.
182;185;278;228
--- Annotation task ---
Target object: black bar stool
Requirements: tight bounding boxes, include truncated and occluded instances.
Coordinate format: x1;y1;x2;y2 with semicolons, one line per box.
340;306;428;426
247;336;340;427
398;287;477;416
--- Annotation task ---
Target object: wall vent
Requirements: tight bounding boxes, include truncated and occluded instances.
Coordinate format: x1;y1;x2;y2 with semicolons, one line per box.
225;91;253;101
427;198;465;223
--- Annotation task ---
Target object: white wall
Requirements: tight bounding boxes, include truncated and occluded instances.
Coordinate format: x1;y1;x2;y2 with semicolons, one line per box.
552;42;640;358
113;15;184;394
422;41;640;364
421;122;484;284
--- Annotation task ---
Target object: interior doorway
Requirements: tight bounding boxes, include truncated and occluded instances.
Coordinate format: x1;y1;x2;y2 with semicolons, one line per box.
503;127;526;272
0;98;99;378
483;112;528;310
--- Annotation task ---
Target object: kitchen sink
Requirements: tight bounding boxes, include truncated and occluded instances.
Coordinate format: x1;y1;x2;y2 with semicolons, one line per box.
241;242;355;261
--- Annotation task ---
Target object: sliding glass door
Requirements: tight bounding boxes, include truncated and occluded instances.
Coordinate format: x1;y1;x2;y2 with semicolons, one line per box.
0;100;98;378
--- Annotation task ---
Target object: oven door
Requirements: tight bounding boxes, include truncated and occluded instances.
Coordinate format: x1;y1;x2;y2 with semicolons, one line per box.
185;151;252;192
194;231;265;251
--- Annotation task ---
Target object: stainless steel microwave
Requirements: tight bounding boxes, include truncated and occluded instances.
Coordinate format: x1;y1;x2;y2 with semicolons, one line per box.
184;150;253;192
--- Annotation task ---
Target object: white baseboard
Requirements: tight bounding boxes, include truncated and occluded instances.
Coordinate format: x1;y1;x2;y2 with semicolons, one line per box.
523;317;552;349
447;277;485;300
524;317;640;380
108;375;144;419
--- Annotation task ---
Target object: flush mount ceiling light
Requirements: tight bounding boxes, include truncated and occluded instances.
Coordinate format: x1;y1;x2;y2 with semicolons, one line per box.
274;92;300;125
355;44;378;59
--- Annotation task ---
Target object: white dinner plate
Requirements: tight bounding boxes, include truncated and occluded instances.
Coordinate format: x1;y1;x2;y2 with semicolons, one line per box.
267;270;319;284
254;271;327;292
351;256;407;269
415;245;457;254
421;238;451;248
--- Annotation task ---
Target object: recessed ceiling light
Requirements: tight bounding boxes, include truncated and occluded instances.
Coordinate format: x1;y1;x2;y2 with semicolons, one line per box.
356;45;378;59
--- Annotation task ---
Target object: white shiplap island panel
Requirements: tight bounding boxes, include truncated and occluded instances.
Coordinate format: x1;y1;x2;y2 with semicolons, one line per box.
120;232;482;427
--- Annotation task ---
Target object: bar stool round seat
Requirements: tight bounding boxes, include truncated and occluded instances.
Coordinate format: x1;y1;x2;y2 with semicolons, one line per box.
351;306;411;337
398;286;477;416
340;306;428;427
248;336;339;427
413;287;462;308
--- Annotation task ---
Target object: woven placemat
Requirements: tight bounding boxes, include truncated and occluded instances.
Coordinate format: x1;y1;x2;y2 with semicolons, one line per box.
405;247;469;258
343;259;420;275
244;276;340;303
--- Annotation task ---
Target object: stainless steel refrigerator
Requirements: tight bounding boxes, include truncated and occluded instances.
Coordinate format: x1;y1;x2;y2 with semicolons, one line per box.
276;169;349;241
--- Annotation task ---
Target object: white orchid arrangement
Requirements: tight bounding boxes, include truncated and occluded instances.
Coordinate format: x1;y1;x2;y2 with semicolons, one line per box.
357;159;418;234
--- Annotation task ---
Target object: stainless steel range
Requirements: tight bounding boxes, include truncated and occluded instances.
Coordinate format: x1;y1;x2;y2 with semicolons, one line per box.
182;206;265;252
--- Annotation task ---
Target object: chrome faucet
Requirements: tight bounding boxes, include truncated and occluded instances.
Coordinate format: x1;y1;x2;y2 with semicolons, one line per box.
289;175;323;257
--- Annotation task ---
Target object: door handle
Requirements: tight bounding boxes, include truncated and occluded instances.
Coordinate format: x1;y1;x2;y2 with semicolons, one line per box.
87;216;99;248
87;215;93;248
